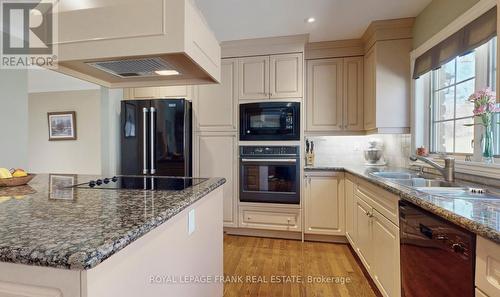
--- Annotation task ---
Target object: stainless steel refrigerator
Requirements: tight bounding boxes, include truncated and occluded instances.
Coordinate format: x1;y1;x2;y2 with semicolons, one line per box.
120;99;192;177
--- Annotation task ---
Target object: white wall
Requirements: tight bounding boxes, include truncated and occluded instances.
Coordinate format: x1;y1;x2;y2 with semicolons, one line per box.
0;69;28;169
28;90;102;174
28;68;99;93
306;134;411;168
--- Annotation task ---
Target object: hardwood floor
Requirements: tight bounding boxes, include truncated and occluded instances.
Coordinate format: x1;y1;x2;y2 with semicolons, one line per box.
223;235;378;297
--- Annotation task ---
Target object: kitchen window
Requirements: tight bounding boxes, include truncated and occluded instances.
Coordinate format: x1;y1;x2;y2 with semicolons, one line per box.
417;37;499;158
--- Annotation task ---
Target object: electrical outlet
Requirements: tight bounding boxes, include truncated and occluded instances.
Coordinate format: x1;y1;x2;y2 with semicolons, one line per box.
188;209;195;235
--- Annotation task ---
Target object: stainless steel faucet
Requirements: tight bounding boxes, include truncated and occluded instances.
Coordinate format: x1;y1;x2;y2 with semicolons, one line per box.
409;155;455;182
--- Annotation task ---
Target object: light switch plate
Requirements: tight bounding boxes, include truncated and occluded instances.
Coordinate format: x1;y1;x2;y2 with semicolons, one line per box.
188;209;195;235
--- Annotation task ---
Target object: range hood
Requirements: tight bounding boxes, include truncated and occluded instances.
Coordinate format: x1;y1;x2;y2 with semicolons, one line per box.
52;0;221;88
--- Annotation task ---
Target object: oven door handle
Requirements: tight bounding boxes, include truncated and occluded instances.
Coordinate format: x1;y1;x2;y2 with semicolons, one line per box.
241;158;297;163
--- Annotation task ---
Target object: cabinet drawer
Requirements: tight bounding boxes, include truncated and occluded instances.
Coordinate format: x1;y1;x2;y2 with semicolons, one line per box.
355;178;399;226
476;236;500;297
239;207;301;231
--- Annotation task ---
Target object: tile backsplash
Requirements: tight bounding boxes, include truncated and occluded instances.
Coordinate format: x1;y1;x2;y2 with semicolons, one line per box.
306;134;411;167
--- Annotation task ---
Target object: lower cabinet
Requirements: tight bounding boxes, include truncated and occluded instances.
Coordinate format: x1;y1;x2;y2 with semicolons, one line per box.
304;172;345;236
238;206;301;231
476;236;500;297
372;209;400;297
354;194;373;271
194;132;238;227
345;174;356;244
352;182;401;297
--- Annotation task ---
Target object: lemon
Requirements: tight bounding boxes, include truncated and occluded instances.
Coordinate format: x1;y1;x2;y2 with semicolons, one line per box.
0;168;12;179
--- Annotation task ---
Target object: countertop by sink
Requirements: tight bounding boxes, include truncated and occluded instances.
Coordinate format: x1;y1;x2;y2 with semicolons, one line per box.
0;174;226;270
305;164;500;244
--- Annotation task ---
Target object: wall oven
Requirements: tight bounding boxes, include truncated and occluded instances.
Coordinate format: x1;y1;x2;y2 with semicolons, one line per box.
240;102;300;141
240;146;300;204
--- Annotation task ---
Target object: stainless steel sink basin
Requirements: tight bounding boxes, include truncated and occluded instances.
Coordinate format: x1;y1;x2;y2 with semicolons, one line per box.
416;187;500;201
370;171;499;201
370;172;458;187
371;172;415;179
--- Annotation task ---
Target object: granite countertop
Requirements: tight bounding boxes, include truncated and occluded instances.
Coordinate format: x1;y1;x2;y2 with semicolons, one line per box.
0;174;225;270
305;164;500;244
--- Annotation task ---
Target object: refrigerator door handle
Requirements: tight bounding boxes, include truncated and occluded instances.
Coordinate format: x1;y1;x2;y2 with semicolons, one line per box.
142;107;149;175
150;107;156;175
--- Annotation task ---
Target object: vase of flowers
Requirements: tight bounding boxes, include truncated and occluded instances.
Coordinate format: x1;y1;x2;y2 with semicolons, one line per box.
467;88;499;164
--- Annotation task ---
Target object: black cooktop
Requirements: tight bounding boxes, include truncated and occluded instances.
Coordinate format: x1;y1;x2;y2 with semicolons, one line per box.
74;176;208;191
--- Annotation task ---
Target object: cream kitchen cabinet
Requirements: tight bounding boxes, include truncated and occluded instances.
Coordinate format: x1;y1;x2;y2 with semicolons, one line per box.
194;132;238;227
304;172;345;236
306;57;363;133
124;85;193;100
351;180;401;297
270;53;303;99
238;206;301;232
476;236;500;297
372;208;400;297
344;174;356;245
238;53;303;100
354;194;373;272
363;39;412;133
193;59;238;132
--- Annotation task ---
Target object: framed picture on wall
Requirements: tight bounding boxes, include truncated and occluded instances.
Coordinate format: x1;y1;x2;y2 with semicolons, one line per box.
47;111;77;141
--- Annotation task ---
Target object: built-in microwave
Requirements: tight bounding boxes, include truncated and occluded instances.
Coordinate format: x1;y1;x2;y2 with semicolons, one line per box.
240;102;300;141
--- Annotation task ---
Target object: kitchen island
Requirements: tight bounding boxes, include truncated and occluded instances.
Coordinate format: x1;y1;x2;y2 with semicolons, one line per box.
0;174;225;297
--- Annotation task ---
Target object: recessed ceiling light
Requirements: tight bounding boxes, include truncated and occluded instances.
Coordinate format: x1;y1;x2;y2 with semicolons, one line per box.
155;70;180;76
306;17;316;23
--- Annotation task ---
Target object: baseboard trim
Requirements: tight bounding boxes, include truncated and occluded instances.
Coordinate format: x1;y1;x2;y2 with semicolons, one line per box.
304;234;348;243
224;227;302;240
224;228;350;244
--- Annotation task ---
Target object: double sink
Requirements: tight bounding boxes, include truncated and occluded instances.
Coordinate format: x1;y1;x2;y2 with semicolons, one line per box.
370;171;499;201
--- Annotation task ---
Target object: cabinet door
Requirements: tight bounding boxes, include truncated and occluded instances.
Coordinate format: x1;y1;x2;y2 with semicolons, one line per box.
129;87;159;99
372;209;400;297
157;86;189;98
345;177;356;244
354;195;373;271
304;175;344;235
306;58;343;132
270;53;303;99
343;57;364;131
363;47;376;130
196;133;237;227
238;56;270;100
194;59;237;131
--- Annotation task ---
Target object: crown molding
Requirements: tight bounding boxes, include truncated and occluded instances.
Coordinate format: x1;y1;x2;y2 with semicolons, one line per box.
305;39;364;60
362;17;415;52
221;34;309;58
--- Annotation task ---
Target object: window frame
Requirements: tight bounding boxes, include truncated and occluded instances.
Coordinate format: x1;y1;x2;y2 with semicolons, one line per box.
429;55;476;155
424;37;499;159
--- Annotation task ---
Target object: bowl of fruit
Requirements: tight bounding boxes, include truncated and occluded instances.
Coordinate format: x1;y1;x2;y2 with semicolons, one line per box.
0;168;35;187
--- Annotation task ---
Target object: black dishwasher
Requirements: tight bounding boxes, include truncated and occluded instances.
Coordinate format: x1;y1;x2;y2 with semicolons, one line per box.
399;200;475;297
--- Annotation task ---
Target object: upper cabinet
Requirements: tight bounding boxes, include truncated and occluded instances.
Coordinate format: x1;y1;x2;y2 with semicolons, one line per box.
194;59;238;132
124;85;193;100
270;53;303;99
306;58;344;132
239;56;270;100
363;39;412;133
306;56;364;133
239;53;303;100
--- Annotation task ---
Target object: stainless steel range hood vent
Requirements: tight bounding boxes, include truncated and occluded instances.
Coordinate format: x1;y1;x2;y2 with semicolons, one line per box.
86;58;177;78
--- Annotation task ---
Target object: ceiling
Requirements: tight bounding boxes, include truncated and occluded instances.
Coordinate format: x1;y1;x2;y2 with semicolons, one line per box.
194;0;432;42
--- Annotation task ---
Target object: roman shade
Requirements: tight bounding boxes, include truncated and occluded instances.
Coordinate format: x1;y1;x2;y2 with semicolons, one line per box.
413;7;497;79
